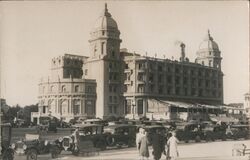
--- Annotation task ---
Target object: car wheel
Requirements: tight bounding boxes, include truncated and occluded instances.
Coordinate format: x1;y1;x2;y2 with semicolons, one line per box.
106;135;115;146
195;135;201;142
3;150;14;160
27;149;38;160
128;138;136;147
51;146;61;159
96;141;106;151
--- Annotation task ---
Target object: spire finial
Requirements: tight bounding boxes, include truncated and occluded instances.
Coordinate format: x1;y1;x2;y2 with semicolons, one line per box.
208;29;210;37
103;3;111;17
105;3;108;12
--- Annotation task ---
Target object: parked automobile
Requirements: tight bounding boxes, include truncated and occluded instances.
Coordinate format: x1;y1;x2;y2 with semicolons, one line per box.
37;117;57;133
52;124;107;156
143;125;167;144
82;118;105;125
15;134;58;160
123;120;144;131
203;123;249;141
230;124;249;140
104;124;137;147
1;123;16;160
175;122;203;143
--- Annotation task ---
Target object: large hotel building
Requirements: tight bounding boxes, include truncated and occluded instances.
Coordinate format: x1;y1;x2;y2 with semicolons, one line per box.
32;4;224;122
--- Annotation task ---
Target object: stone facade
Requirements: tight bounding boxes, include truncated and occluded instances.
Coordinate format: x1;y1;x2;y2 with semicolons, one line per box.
121;32;223;119
36;54;96;122
84;4;123;119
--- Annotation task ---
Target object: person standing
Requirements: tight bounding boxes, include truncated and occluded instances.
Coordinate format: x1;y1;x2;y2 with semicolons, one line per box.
166;132;179;160
151;129;165;160
138;129;150;160
136;127;144;151
72;128;80;151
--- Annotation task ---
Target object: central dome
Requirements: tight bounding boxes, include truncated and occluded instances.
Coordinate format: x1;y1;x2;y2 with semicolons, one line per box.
93;4;118;30
199;30;219;51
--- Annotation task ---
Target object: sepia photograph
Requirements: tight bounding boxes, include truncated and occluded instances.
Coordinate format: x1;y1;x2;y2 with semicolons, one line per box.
0;1;249;160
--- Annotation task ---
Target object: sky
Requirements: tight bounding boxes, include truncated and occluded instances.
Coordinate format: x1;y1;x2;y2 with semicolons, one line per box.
0;1;249;106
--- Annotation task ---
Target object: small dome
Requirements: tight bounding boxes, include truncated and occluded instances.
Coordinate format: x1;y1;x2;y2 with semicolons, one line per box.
199;30;219;51
93;4;118;30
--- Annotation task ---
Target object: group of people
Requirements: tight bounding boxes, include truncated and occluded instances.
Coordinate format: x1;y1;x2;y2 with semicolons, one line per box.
136;128;179;160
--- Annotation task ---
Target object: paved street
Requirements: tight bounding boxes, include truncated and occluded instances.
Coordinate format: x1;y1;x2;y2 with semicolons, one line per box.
14;140;250;160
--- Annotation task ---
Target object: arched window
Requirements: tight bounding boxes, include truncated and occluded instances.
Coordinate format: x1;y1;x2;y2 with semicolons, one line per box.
202;61;205;65
62;85;66;92
50;85;54;92
75;85;79;92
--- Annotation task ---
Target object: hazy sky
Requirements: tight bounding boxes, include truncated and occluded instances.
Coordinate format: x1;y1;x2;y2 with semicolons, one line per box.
0;1;249;106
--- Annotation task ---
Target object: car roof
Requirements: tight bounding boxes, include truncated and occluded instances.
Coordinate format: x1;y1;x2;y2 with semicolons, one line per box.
105;124;136;129
72;124;103;128
143;125;165;129
84;119;103;122
0;123;11;127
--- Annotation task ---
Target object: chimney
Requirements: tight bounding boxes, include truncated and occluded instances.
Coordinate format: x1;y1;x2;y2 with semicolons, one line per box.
180;43;185;62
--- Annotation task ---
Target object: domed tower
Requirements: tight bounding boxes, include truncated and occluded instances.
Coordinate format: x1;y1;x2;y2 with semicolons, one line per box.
196;30;222;69
86;3;123;119
89;3;122;60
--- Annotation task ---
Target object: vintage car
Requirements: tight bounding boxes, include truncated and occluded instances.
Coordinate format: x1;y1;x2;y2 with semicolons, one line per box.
230;124;249;140
104;124;137;147
37;117;57;133
15;134;58;160
123;120;144;130
203;124;249;141
143;125;167;144
175;122;204;143
1;123;16;160
51;124;106;156
82;118;105;125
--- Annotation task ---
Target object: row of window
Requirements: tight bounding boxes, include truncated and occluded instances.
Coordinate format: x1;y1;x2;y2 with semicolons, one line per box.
125;77;222;89
130;62;221;77
41;85;95;93
133;84;222;98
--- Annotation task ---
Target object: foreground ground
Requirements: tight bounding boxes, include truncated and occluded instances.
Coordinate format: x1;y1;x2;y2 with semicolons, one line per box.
14;139;250;160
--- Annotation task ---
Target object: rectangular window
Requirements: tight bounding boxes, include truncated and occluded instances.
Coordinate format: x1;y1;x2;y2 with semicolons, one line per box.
138;84;144;93
125;63;129;69
137;100;143;115
109;96;112;103
101;42;105;54
158;65;163;72
113;86;117;93
109;85;112;92
109;106;112;113
114;96;117;103
114;105;117;113
176;87;180;95
125;100;131;114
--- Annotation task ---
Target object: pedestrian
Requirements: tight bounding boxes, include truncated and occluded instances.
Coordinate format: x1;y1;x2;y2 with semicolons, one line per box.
136;127;144;151
166;132;179;160
138;129;150;160
151;129;165;160
72;127;80;151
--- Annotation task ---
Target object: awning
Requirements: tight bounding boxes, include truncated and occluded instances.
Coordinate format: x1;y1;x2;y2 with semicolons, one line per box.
209;115;239;123
157;100;196;109
198;104;220;109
